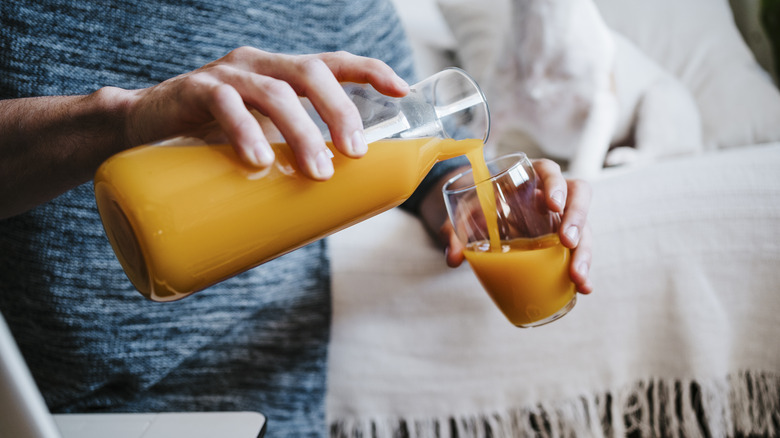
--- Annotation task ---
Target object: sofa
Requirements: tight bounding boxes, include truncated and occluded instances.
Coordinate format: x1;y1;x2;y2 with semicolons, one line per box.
325;1;780;437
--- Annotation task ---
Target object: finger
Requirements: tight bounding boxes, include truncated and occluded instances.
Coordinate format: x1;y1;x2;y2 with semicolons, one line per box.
440;221;466;268
220;49;408;162
255;80;335;180
228;48;409;98
316;51;410;97
213;66;333;180
532;159;567;214
259;53;406;158
204;48;409;178
570;224;593;294
204;82;275;168
284;56;369;158
560;178;592;248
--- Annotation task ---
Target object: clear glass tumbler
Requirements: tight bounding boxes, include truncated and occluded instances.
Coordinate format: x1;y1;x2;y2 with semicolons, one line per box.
443;153;576;328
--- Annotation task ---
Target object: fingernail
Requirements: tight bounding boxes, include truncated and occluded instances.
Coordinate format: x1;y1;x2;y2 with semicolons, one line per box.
352;130;368;155
254;144;274;167
314;149;334;179
565;225;579;244
551;190;565;208
577;262;589;277
394;75;410;91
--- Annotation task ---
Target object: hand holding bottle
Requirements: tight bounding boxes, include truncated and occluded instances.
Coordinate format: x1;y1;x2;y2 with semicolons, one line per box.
121;48;410;180
95;68;490;301
0;49;410;219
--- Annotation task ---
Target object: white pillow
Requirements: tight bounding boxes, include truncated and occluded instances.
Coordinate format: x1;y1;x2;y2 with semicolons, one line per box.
437;0;780;150
581;0;780;149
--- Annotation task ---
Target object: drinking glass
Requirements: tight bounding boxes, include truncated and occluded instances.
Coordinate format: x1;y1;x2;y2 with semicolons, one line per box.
442;153;576;328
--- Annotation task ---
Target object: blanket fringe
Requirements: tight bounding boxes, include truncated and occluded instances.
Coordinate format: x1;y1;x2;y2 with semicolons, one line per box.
330;371;779;437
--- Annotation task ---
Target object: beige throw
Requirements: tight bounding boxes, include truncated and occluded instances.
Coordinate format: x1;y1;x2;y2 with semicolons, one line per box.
327;144;780;437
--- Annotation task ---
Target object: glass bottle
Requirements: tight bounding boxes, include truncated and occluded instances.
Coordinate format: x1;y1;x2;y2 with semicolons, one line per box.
94;68;490;301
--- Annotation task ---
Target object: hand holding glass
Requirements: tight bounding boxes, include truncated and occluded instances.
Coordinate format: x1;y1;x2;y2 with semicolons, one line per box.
443;153;576;328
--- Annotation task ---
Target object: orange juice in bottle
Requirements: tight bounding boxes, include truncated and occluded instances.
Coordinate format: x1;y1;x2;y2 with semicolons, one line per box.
95;137;482;301
95;68;490;301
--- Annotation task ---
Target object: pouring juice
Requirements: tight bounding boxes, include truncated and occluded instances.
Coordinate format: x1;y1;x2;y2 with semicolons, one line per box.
96;68;492;301
445;152;577;327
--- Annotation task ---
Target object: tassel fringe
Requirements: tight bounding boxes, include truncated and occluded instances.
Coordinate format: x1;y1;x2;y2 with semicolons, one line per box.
330;371;779;437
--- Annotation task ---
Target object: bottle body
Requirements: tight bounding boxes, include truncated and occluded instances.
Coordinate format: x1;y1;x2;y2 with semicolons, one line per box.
95;137;482;301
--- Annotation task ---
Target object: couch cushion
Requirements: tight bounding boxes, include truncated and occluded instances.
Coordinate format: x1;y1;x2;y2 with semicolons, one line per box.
585;0;780;149
435;0;780;150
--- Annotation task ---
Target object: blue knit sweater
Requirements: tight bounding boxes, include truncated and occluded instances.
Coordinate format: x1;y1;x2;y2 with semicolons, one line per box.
0;1;415;436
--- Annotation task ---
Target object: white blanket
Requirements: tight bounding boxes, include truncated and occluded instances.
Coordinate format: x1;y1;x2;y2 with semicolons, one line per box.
326;144;780;437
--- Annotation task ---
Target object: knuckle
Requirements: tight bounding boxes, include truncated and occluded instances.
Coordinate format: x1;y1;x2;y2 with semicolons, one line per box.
569;210;587;224
332;50;352;58
228;113;257;133
322;50;353;61
206;63;234;78
536;158;561;173
578;251;593;266
178;73;219;99
180;72;207;88
297;56;329;75
317;51;366;74
259;78;295;102
569;178;593;197
571;210;592;230
329;99;358;122
183;65;231;89
546;160;562;173
293;58;330;89
583;223;593;237
205;83;236;108
228;45;258;60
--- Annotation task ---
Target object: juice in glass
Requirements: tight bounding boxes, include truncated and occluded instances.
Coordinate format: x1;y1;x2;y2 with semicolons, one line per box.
463;234;576;327
445;152;576;327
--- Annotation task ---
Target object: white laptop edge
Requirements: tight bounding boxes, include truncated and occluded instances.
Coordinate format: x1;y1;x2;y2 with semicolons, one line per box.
0;312;266;438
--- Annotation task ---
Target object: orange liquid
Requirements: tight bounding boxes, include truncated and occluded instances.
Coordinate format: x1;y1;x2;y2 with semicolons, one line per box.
465;149;501;250
464;234;576;327
458;150;575;327
95;137;482;301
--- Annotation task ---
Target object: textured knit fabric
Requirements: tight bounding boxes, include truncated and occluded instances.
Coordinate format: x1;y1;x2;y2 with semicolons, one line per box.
328;144;780;438
0;1;414;436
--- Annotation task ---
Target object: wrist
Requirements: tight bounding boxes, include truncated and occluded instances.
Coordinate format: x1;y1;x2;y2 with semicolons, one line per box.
87;86;137;154
0;88;139;217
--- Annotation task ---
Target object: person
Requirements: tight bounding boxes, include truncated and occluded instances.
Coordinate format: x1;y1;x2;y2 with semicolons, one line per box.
0;0;592;436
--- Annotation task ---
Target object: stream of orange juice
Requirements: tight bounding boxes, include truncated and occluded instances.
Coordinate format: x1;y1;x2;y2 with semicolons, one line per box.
95;137;482;301
462;150;575;327
465;149;502;249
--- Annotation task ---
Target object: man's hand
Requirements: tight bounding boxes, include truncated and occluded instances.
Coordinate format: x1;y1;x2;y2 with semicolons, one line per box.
124;48;410;180
423;159;594;295
0;48;409;218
